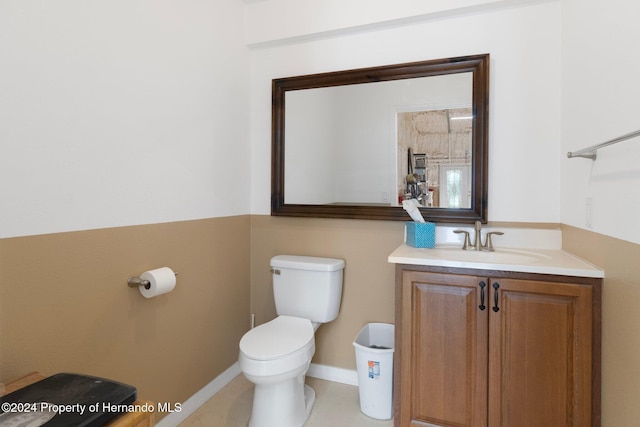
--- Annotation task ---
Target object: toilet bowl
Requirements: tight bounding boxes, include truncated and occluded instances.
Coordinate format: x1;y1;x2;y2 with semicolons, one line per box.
239;316;316;427
238;255;345;427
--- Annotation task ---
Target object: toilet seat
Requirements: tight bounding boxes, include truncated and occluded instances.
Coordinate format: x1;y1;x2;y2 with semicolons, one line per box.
240;315;314;361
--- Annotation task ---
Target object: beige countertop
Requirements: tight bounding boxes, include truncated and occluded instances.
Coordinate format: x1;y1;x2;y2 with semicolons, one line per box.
388;243;604;278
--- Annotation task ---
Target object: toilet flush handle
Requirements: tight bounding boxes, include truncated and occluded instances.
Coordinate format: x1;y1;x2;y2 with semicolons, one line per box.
270;268;281;275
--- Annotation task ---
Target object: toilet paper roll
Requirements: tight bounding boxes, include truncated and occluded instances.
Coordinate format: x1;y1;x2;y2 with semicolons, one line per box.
139;267;176;298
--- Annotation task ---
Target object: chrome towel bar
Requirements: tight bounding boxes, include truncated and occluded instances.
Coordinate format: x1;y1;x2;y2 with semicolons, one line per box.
567;128;640;160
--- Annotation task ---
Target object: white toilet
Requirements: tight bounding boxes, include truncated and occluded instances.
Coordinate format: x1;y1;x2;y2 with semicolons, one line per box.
238;255;345;427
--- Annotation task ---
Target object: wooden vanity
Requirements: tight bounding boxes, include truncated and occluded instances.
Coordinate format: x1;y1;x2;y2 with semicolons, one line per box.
389;244;603;427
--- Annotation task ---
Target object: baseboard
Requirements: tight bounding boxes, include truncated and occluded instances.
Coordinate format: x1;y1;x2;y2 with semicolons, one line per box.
156;362;357;426
307;363;358;386
156;362;241;427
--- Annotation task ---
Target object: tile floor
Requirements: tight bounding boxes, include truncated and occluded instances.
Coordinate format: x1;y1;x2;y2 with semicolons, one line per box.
179;375;394;427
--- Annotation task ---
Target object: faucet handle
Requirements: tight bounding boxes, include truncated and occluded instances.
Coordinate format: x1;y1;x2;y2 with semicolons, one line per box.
453;230;472;250
482;231;504;252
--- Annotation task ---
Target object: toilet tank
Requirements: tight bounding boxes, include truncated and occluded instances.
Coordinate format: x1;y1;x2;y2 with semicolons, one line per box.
271;255;345;323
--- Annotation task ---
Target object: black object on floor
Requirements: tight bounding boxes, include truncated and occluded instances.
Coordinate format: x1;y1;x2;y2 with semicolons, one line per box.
0;373;137;426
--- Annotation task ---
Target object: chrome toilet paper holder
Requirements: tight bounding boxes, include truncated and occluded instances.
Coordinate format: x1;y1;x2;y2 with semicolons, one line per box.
127;272;178;289
127;276;151;289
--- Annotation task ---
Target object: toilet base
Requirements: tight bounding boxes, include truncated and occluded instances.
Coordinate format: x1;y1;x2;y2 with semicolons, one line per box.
303;384;316;422
248;374;315;427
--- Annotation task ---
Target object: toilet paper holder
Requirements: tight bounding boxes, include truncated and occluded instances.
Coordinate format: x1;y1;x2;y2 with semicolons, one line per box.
127;272;178;289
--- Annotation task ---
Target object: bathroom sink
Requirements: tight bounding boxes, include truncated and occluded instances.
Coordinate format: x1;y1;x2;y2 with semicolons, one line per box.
388;243;604;278
431;246;552;265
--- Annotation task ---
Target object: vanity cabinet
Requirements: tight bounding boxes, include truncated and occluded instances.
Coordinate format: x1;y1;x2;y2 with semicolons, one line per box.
394;266;601;427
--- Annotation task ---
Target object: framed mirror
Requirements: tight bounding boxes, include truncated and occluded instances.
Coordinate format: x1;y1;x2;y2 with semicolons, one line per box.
271;54;489;223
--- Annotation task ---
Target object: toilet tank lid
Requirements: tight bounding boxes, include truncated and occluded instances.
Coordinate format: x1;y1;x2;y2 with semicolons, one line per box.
271;255;345;272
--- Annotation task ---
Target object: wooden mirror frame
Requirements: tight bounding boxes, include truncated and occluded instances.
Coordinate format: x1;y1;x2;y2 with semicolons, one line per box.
271;54;489;223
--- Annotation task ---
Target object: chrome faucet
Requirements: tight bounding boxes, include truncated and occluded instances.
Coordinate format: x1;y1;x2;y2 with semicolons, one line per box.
453;221;503;251
482;230;504;251
453;228;472;249
473;220;482;250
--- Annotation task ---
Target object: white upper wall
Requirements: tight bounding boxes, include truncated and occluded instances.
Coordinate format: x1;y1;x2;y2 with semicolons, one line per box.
561;0;640;244
244;0;545;47
11;1;634;243
248;0;563;223
0;0;250;238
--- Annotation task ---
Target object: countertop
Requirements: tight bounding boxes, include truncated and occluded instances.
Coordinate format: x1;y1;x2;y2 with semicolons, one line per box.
388;243;604;278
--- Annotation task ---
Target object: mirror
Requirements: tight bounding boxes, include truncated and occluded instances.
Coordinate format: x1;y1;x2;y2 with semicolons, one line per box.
271;54;489;223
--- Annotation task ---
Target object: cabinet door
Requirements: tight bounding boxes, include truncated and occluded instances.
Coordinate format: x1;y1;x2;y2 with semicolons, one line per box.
488;278;592;427
399;271;488;427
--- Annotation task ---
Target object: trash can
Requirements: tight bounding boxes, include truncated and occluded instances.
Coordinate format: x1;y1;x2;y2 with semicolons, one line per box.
353;323;395;420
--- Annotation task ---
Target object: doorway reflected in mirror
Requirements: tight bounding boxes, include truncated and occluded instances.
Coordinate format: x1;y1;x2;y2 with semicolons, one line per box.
397;108;472;208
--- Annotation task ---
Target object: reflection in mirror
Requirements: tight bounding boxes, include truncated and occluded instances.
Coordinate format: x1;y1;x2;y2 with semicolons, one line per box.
397;104;473;208
285;73;472;207
272;54;489;223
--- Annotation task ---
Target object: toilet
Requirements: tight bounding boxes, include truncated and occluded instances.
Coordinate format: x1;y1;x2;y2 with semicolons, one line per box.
238;255;345;427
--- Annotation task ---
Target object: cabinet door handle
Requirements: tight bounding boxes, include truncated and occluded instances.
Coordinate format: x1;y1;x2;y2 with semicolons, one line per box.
478;281;486;311
492;282;500;312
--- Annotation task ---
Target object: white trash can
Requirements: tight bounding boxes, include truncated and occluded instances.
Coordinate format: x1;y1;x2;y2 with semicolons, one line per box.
353;323;395;420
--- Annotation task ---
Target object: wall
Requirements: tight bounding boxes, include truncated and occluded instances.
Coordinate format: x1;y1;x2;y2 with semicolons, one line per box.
0;0;250;238
562;226;640;426
561;0;640;425
249;0;563;223
0;0;251;418
561;0;640;245
244;0;547;47
0;217;250;414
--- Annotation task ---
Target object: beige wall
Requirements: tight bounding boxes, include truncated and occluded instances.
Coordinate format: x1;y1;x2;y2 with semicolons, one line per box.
250;216;559;369
250;215;404;369
562;225;640;426
0;216;251;418
3;215;637;426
